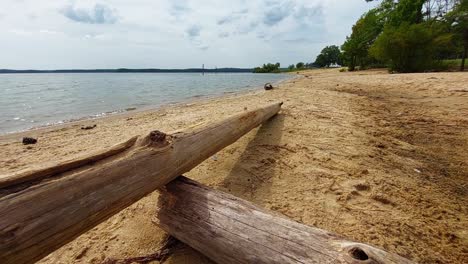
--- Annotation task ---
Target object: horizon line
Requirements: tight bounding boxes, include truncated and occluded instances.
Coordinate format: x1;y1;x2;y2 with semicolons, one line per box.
0;67;255;74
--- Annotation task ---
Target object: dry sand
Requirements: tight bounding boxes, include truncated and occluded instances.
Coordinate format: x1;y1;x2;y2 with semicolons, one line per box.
1;69;467;263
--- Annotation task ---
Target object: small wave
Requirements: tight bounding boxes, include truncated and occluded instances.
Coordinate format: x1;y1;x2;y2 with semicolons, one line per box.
89;109;125;118
45;87;67;92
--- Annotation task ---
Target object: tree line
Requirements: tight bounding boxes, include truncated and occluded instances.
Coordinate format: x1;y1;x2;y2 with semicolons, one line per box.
315;0;467;72
253;62;316;73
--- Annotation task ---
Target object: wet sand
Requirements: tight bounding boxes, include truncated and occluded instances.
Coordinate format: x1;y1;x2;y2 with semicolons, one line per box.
1;69;467;263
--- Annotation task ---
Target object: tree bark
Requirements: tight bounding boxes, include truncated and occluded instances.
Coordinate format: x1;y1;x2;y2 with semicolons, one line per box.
154;176;415;264
461;32;467;72
0;102;282;264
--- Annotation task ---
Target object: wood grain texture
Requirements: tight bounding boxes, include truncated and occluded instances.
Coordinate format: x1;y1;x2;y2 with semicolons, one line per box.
0;102;282;264
154;177;415;264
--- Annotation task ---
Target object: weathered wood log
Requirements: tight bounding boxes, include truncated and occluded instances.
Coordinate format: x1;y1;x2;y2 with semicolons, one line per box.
0;136;139;189
154;177;415;264
0;102;282;264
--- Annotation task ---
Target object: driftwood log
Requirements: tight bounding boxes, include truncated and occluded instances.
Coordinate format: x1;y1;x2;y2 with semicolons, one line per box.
154;177;414;264
264;83;273;90
0;102;282;264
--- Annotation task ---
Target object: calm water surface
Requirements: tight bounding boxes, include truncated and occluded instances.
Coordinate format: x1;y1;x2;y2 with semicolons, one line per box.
0;73;291;134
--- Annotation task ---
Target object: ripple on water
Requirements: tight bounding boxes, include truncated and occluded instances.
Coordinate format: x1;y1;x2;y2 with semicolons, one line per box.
0;73;292;134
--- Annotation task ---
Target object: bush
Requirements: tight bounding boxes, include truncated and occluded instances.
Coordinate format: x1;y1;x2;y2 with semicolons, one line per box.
370;22;453;72
296;62;305;69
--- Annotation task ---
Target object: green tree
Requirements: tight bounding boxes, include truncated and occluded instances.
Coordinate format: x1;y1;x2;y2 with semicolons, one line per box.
313;54;327;67
288;64;295;70
366;0;457;72
253;62;281;73
296;62;305;69
446;0;468;70
314;45;342;67
387;0;426;25
341;9;384;70
358;0;466;72
370;21;453;72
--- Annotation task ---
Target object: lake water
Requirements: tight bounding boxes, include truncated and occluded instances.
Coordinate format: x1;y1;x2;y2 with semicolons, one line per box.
0;73;291;134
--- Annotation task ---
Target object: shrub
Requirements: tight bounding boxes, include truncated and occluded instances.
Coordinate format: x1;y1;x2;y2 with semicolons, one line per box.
370;22;453;72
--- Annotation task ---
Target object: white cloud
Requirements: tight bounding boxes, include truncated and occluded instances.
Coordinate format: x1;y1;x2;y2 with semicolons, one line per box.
0;0;378;69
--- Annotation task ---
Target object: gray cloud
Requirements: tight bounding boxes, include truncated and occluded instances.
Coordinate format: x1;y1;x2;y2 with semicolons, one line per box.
171;2;191;18
238;8;249;14
217;8;249;25
263;3;293;26
217;15;237;25
186;25;201;38
191;39;209;50
61;4;118;24
28;13;37;20
235;21;259;35
294;5;323;21
218;32;230;38
282;37;325;44
199;45;209;51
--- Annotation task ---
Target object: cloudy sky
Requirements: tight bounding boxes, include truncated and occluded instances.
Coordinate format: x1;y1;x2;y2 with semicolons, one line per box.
0;0;378;69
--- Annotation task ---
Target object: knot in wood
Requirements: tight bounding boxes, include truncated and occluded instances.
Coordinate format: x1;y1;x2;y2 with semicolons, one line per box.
145;130;172;148
348;247;369;261
150;131;167;143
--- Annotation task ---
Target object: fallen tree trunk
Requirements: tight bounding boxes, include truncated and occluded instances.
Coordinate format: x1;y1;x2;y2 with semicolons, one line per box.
0;136;139;189
154;177;415;264
0;102;282;264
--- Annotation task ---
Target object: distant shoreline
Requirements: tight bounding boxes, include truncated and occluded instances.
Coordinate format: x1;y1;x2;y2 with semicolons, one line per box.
0;68;253;74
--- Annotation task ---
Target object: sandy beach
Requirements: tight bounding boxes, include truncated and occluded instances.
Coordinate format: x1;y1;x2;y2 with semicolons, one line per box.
1;69;467;263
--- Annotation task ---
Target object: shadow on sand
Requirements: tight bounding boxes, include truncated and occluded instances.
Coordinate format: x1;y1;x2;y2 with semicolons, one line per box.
219;113;285;205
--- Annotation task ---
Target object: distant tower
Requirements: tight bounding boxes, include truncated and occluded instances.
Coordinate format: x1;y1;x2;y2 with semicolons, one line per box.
202;64;205;76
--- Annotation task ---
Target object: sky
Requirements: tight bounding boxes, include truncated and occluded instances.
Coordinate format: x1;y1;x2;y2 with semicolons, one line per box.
0;0;378;69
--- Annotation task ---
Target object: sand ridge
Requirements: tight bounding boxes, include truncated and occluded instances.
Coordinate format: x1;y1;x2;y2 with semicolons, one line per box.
1;69;467;263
